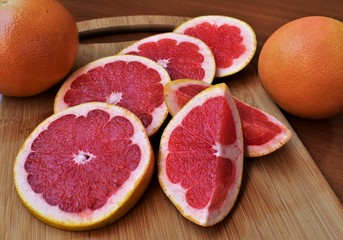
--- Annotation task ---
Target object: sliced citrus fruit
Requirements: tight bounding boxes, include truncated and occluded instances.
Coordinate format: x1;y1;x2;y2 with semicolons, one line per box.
158;83;244;226
14;102;154;231
174;15;257;77
118;32;216;83
54;55;171;136
164;79;291;157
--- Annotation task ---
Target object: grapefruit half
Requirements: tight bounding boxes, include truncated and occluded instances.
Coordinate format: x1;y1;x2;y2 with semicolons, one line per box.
14;102;154;231
164;79;291;157
119;32;216;83
158;83;244;226
174;15;257;77
54;55;171;136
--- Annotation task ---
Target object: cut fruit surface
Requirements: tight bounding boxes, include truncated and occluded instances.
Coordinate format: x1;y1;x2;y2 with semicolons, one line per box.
54;55;171;136
174;15;257;77
158;83;243;226
14;102;154;231
119;32;216;83
164;79;291;157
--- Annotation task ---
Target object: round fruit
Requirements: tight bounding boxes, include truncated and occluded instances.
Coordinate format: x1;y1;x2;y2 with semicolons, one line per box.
158;83;243;226
164;79;291;157
174;15;257;77
54;55;171;136
119;32;216;83
258;16;343;119
0;0;79;97
14;102;154;231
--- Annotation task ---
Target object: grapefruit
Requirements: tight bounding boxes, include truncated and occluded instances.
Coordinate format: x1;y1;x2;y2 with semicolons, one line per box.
164;79;291;157
158;83;243;226
0;0;79;97
258;16;343;119
119;32;216;83
174;15;256;77
54;55;171;136
14;102;154;230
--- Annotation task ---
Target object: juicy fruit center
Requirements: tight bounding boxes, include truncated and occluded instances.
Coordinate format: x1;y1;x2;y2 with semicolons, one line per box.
63;61;164;128
157;59;170;68
126;38;206;80
107;91;123;105
166;96;239;212
184;22;246;68
24;110;141;213
73;151;96;164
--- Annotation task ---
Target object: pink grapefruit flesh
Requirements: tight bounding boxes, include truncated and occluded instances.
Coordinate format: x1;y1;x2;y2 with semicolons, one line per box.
158;83;243;226
174;15;257;77
119;32;216;83
164;79;291;157
14;102;154;231
54;55;171;136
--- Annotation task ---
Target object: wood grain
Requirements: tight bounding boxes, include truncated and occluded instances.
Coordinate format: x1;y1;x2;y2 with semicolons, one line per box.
1;15;342;240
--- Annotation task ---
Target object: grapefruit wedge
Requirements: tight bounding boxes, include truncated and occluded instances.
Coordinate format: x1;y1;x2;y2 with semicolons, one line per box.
14;102;154;231
164;79;291;157
54;55;171;136
119;32;216;83
174;15;257;77
158;83;244;226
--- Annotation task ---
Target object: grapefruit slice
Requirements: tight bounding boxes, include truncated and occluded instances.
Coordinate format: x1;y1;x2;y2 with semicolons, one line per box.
118;32;216;83
164;79;292;157
174;15;257;77
14;102;154;231
54;55;171;136
158;83;244;226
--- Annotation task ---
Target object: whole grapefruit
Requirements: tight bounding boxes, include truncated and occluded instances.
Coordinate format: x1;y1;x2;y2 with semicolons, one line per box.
258;16;343;119
0;0;79;97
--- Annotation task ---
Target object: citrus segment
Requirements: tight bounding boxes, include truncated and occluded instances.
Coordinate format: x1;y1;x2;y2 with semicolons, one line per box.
164;79;291;157
119;33;216;83
233;98;291;157
174;15;256;77
14;102;154;230
159;83;243;226
54;55;171;136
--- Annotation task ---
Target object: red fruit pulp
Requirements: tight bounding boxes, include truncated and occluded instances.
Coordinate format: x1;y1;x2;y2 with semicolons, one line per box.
184;22;246;68
126;38;206;80
234;99;283;145
63;61;164;128
173;83;283;147
166;96;239;211
24;109;141;213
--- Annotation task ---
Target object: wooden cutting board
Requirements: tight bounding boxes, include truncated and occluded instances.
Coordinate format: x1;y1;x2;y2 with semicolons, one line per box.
1;15;342;240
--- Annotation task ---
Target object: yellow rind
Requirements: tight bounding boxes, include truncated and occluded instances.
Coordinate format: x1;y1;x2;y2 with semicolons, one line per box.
14;102;155;231
174;15;257;77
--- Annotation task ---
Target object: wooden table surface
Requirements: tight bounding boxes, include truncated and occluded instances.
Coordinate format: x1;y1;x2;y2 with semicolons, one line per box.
1;0;342;239
59;0;343;201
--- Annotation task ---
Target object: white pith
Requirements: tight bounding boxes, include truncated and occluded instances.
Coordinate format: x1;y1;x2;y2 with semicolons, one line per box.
73;151;96;164
157;59;170;68
106;91;123;105
119;32;216;83
174;15;257;77
14;102;153;227
54;55;171;136
159;83;244;226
